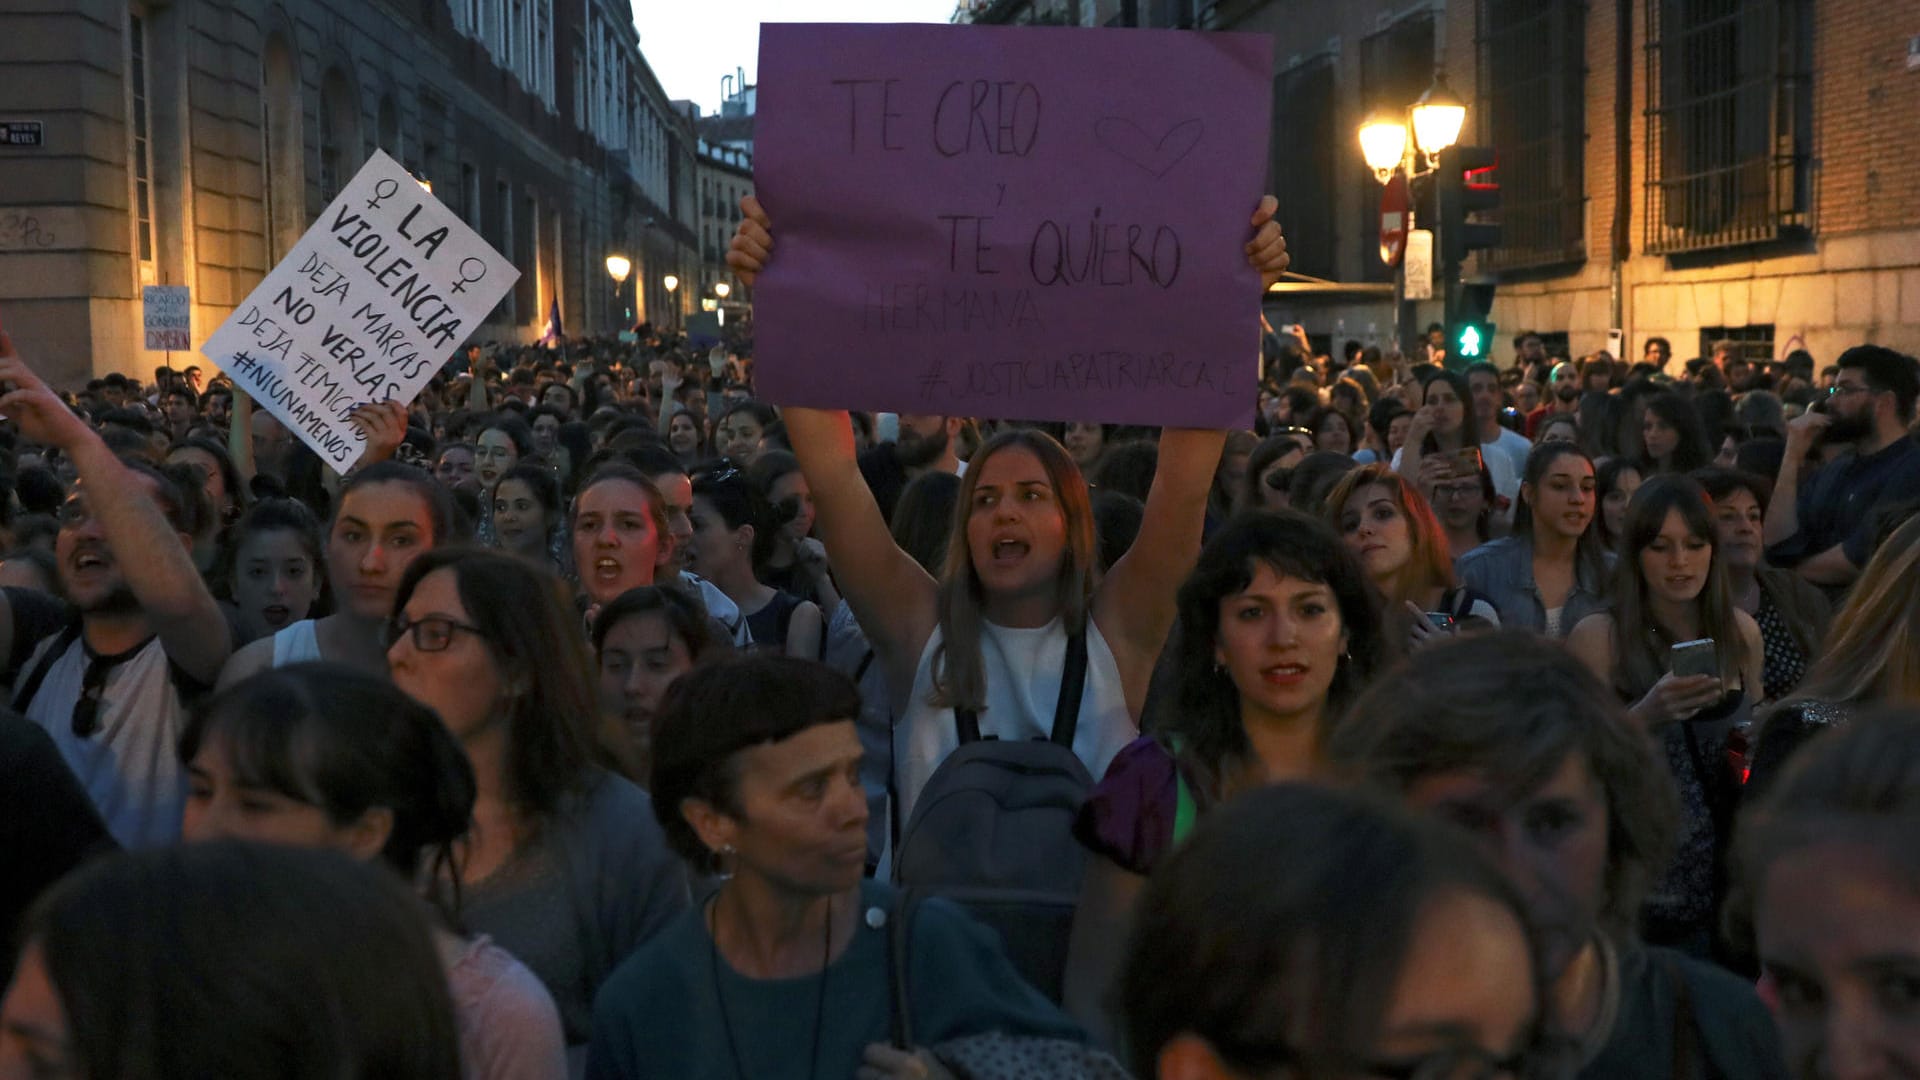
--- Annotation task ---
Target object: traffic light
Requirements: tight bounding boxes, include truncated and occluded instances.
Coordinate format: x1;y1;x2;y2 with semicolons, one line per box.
1437;145;1501;272
1448;281;1496;368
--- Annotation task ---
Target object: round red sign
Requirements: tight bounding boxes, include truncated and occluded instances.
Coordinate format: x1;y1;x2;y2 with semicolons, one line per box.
1379;173;1410;267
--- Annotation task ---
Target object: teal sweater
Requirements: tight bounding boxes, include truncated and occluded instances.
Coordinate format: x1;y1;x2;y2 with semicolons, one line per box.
585;880;1082;1079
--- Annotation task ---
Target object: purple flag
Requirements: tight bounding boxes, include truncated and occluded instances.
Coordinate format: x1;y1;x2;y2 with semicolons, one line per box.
752;22;1273;428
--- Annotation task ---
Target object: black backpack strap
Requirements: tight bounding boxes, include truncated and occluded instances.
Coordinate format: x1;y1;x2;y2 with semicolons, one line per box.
11;624;82;715
953;629;1088;747
887;889;921;1050
1049;630;1090;748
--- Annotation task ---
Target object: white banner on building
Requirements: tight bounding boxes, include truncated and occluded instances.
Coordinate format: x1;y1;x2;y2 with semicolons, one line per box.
143;285;191;351
1403;229;1434;301
201;150;517;471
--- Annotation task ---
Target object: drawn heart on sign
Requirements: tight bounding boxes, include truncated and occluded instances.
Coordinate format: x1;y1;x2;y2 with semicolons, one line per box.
1093;117;1205;179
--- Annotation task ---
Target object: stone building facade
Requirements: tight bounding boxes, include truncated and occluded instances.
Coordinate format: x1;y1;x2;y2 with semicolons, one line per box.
970;0;1920;368
0;0;699;389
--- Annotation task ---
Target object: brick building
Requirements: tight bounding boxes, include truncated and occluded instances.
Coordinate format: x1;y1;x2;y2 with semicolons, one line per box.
969;0;1920;368
0;0;700;388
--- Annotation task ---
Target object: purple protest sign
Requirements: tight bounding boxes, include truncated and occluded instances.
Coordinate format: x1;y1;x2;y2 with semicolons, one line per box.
752;23;1273;428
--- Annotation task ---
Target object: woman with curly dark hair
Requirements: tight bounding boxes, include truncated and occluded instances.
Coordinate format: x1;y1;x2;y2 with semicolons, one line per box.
1062;511;1385;1044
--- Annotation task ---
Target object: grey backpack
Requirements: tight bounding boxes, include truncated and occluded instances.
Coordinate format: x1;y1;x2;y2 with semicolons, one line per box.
891;630;1091;1002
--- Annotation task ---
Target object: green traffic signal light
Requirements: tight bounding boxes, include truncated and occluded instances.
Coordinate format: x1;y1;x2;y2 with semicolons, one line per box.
1456;324;1484;359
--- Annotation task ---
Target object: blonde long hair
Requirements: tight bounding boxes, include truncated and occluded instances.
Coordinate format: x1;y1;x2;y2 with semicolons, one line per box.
1788;515;1920;706
930;429;1098;714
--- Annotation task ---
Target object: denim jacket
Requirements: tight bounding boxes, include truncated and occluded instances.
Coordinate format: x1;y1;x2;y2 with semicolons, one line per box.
1454;535;1610;637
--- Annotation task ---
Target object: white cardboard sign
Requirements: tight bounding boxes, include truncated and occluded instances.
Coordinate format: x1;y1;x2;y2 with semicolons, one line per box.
143;285;191;350
200;150;517;470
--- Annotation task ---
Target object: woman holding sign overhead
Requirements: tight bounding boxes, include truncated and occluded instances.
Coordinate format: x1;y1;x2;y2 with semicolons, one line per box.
725;193;1291;822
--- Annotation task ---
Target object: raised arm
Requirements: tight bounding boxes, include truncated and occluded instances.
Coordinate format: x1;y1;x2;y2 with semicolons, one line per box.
1763;409;1823;547
228;388;257;485
1094;195;1290;712
783;407;938;697
1094;426;1222;708
0;334;232;684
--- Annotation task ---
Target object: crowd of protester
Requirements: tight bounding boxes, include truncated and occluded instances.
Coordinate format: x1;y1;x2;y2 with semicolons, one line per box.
2;190;1919;1080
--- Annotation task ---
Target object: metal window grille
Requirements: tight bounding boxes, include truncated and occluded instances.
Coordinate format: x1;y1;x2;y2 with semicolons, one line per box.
1476;0;1586;271
1643;0;1811;254
128;12;154;264
1357;13;1435;283
1697;325;1773;364
1270;55;1338;279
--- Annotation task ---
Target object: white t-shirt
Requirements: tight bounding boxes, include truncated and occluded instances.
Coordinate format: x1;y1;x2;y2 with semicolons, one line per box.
1483;427;1534;486
895;617;1134;825
17;632;198;849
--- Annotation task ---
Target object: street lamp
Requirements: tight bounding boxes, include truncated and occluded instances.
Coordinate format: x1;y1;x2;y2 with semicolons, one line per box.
713;281;731;299
663;274;680;330
1357;70;1467;185
605;255;632;328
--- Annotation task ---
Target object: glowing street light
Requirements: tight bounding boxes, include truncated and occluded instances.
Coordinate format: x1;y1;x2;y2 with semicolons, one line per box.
714;281;731;299
604;254;631;284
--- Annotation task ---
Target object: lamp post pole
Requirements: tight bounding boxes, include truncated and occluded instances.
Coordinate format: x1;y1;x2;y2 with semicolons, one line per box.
1357;71;1466;363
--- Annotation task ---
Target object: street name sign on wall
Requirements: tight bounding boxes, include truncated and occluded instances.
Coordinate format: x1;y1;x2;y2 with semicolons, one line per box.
201;150;517;471
143;286;191;351
1404;229;1434;301
751;23;1273;428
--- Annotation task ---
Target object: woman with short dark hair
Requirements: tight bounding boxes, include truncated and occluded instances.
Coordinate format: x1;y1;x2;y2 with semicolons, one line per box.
1120;783;1547;1080
1733;709;1920;1079
1333;632;1788;1079
588;654;1084;1079
178;663;567;1080
3;842;462;1080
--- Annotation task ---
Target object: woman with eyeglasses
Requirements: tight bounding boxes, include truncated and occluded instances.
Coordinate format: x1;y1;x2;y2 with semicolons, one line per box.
217;462;454;686
386;548;689;1069
1430;457;1498;562
1120;783;1549;1080
727;192;1292;824
178;663;568;1080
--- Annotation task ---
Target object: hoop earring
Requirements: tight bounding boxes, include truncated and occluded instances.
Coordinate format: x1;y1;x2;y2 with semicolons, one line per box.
715;844;737;881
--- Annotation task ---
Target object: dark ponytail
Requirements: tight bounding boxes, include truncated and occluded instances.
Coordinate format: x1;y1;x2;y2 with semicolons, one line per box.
178;662;477;919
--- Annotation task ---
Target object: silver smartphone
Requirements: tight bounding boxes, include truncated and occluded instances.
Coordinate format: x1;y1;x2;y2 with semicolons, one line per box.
1670;638;1718;678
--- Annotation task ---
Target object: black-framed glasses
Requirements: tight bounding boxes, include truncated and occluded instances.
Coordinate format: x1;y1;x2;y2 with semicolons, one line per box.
1826;383;1872;398
385;614;488;653
71;652;113;739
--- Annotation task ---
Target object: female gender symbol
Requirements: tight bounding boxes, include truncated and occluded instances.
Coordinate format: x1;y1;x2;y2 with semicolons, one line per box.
451;257;488;295
365;178;399;211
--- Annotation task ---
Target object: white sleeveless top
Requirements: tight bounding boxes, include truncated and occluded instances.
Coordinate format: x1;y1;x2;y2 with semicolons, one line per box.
896;616;1135;824
270;619;324;667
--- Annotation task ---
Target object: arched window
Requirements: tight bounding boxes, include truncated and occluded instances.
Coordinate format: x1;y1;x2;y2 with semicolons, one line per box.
317;66;362;203
260;31;304;261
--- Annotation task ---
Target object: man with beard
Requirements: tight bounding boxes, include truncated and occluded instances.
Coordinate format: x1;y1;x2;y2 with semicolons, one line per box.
0;331;233;848
857;413;964;523
1764;344;1920;587
1525;360;1582;438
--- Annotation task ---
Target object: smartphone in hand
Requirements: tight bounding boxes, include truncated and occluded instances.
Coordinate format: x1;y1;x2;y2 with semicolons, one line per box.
1670;638;1719;678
